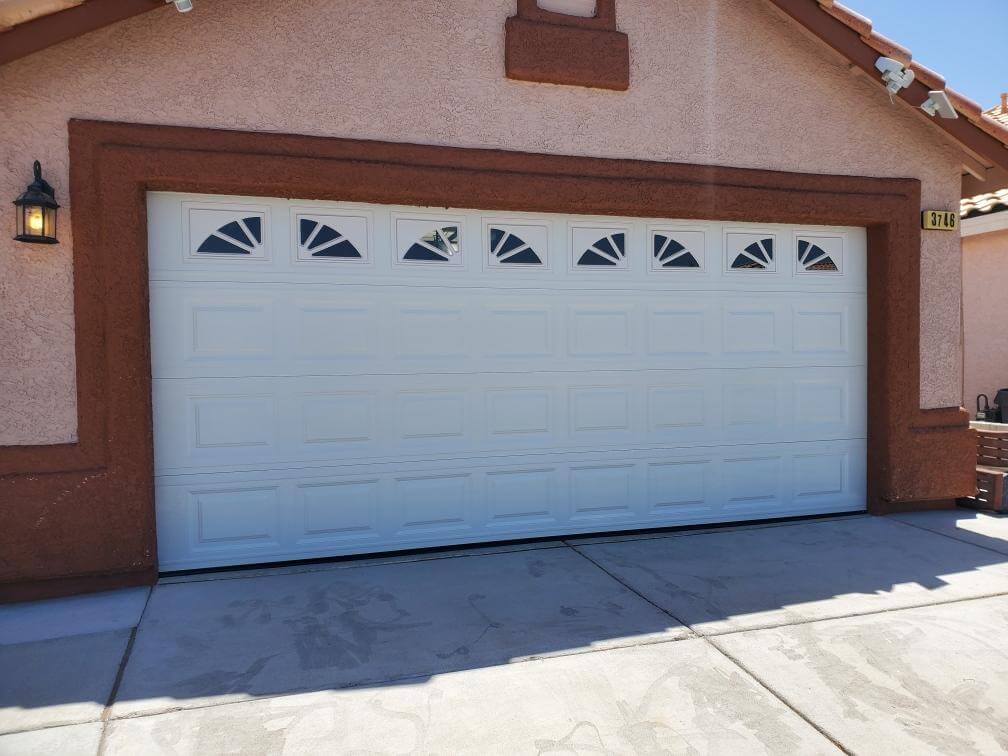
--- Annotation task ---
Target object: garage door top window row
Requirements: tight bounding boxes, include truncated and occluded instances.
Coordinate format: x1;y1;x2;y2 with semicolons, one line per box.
182;201;844;276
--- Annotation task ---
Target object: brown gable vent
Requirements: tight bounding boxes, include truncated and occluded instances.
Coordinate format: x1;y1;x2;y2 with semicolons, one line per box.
504;0;629;91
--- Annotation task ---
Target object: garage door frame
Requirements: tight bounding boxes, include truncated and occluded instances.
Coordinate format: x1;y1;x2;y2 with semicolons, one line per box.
0;118;975;598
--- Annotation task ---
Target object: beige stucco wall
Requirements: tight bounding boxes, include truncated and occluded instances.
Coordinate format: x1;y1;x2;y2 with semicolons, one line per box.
0;0;966;445
963;226;1008;411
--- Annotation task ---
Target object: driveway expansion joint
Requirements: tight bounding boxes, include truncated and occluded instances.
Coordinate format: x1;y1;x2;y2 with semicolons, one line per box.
707;635;852;755
97;588;153;756
564;539;857;753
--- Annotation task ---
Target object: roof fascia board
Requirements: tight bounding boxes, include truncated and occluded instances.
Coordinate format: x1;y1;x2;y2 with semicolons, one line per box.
0;0;163;66
764;0;1008;174
962;211;1008;237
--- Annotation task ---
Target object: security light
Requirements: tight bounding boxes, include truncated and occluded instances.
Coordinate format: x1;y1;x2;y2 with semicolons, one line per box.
920;90;958;119
874;56;914;96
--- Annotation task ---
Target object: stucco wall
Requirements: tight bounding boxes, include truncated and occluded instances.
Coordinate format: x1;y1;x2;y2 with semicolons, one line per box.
963;226;1008;411
0;0;965;445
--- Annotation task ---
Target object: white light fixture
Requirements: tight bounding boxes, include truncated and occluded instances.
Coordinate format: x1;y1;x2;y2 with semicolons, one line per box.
920;90;958;119
167;0;193;12
537;0;596;17
874;56;914;96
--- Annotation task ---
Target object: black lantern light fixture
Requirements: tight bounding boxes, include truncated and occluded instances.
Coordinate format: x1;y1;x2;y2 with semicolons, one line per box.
13;161;59;245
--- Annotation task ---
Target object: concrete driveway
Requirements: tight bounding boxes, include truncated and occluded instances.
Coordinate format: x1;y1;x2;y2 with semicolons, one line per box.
2;511;1008;754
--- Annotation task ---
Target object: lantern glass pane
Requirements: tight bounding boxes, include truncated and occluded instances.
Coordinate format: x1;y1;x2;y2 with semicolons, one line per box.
44;206;56;238
25;205;45;236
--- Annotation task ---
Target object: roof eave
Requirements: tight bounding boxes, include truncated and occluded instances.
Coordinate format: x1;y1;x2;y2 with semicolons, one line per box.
0;0;163;67
765;0;1008;176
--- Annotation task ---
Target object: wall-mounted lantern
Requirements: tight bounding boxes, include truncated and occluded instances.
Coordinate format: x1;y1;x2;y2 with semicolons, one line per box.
13;161;59;244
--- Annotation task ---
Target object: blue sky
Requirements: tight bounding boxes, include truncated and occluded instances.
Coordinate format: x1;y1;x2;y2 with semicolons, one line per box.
842;0;1006;108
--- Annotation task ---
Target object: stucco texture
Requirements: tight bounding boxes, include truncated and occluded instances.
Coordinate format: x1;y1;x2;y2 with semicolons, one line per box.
962;227;1008;410
0;0;965;445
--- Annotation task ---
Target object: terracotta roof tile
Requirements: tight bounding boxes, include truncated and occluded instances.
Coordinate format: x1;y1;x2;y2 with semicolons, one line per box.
985;103;1008;129
961;188;1008;219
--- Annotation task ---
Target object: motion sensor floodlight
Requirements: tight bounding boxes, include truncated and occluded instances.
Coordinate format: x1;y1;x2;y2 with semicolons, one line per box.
920;90;958;119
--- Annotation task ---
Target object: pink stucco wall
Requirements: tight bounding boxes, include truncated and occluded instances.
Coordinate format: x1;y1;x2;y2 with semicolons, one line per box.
0;0;966;445
963;226;1008;413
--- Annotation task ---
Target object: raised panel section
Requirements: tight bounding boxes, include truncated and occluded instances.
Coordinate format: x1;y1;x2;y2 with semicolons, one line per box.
647;461;710;513
190;303;272;358
487;390;550;436
298;480;379;541
568;308;632;357
395;474;471;532
570;464;634;519
192;397;274;449
396;308;467;358
647;308;708;355
648;386;706;430
483;307;551;357
793;306;848;354
194;486;279;545
794;381;847;427
723;456;782;507
486;469;555;524
296;305;376;359
397;391;466;440
301;393;376;444
723;308;777;354
723;384;779;430
794;453;846;498
570;387;630;432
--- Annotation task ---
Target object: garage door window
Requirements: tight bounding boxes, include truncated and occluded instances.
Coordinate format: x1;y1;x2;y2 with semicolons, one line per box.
797;236;842;274
196;216;263;256
575;231;626;267
727;233;775;272
489;227;544;266
397;218;463;265
651;231;703;270
297;219;362;259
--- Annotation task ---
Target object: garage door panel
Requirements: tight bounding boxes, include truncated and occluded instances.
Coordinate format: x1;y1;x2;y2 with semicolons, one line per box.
152;367;864;475
153;439;865;570
151;284;864;378
150;194;867;570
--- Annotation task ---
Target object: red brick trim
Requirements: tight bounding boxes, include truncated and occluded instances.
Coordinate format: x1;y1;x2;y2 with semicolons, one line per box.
505;1;629;90
0;567;156;604
0;119;974;600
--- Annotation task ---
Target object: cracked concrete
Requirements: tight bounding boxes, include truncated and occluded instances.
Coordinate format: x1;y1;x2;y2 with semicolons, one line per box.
1;512;1007;754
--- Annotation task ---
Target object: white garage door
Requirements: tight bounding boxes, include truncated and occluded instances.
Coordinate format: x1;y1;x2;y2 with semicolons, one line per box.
148;192;867;571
